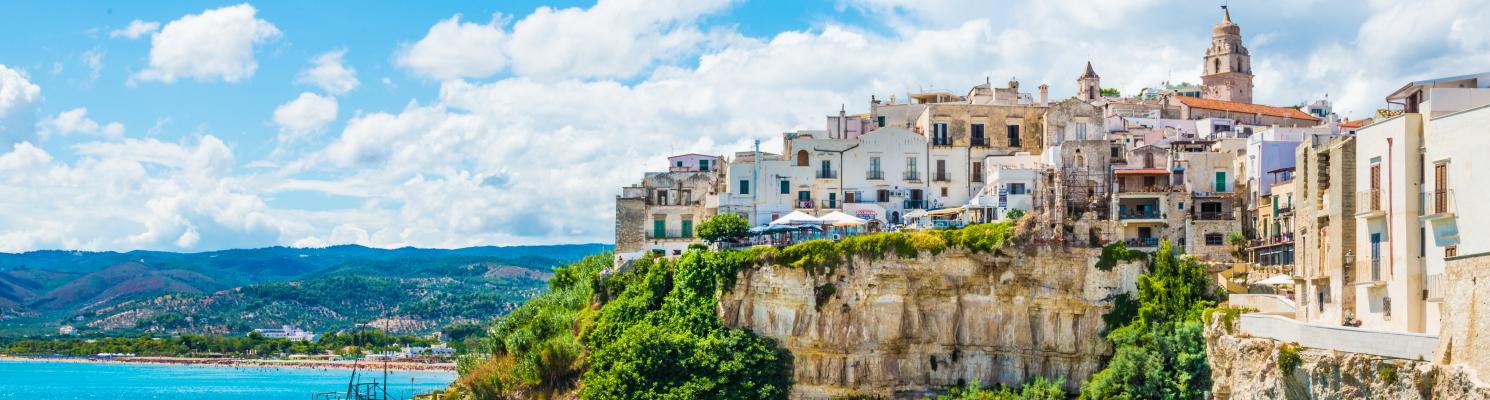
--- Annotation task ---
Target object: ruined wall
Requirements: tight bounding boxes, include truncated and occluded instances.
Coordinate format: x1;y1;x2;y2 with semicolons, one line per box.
1206;319;1490;400
717;246;1141;399
1438;253;1490;376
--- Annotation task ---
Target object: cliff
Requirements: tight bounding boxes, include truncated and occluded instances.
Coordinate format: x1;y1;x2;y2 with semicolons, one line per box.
717;246;1141;399
1205;318;1490;400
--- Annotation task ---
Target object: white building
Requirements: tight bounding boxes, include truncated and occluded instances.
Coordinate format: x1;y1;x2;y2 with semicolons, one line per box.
253;325;317;341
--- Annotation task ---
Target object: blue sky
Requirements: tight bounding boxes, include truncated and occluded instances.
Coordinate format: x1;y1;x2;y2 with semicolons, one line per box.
0;0;1486;252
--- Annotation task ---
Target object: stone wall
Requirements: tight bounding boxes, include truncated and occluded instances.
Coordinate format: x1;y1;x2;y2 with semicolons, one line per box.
717;245;1141;399
1206;319;1490;400
1438;252;1490;375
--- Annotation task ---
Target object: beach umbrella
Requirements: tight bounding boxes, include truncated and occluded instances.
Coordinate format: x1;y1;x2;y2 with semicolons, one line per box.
819;211;867;226
770;210;822;225
1255;274;1295;286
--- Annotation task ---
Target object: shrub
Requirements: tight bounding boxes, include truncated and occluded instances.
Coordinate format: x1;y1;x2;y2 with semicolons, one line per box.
814;283;837;311
929;377;1066;400
1377;362;1398;383
1095;242;1148;272
1277;343;1301;376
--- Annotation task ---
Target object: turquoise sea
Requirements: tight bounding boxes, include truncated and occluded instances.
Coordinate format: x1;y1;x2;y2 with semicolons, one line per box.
0;359;455;399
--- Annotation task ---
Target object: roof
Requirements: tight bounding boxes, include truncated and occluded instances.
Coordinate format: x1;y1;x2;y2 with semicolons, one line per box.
1175;96;1319;121
667;153;719;159
1114;168;1171;175
1081;61;1098;78
1385;72;1490;101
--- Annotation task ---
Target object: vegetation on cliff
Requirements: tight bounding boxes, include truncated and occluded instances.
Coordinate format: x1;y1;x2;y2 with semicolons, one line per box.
1082;241;1222;400
926;377;1066;400
3;329;434;357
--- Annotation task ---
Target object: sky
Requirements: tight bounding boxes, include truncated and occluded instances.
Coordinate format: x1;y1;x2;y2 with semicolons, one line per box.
0;0;1487;252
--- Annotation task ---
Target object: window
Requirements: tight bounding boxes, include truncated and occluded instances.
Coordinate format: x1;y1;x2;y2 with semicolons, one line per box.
1007;124;1021;147
738;179;750;194
941;187;948;197
877;189;890;202
1111;146;1121;158
798;191;810;201
1008;183;1026;195
1205;233;1224;246
820;160;833;178
869;156;883;179
905;157;919;180
699;159;710;171
1201;202;1222;213
1370;163;1382;210
933;123;950;145
1076;124;1087;140
797;150;809;167
780;180;789;194
935;159;947;181
972;162;983;182
877;116;886;127
1434;162;1448;214
1215;171;1227;192
681;219;693;237
1447;245;1458;258
1143;153;1155;168
971;124;986;146
653;217;666;239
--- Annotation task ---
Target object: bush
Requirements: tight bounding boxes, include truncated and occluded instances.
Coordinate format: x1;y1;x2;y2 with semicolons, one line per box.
698;214;750;243
814;283;837;311
1095;242;1147;272
1377;362;1398;383
928;377;1066;400
1277;343;1301;376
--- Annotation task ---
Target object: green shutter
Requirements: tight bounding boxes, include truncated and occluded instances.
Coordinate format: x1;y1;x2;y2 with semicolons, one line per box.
739;180;749;194
877;116;886;127
780;180;789;194
1215;171;1226;192
681;220;693;237
653;219;666;238
699;159;709;171
1272;196;1278;217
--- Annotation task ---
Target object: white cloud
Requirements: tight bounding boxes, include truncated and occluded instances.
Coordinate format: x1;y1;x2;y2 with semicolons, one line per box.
394;14;507;81
0;64;42;147
503;0;733;80
38;107;125;140
110;19;161;39
272;92;338;141
132;4;281;84
296;49;360;95
80;48;104;85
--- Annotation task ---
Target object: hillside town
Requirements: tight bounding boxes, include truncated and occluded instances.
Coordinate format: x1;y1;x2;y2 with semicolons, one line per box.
614;5;1490;371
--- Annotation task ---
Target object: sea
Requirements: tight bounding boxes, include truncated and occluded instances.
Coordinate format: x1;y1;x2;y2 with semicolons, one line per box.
0;359;456;399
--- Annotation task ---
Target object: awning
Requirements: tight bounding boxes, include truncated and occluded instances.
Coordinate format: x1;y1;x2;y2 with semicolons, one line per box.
1255;274;1296;286
927;207;965;216
769;211;822;225
819;211;867;226
1114;168;1171;175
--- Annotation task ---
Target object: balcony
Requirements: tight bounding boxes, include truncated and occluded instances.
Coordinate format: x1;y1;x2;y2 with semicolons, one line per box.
796;200;815;209
1193;210;1234;220
1124;237;1160;248
1118;210;1163;221
867;170;884;180
816;170;838;179
933;172;951;182
1370;258;1382;282
903;199;930;209
904;171;921;181
1355;189;1384;218
971;174;983;183
1421;189;1455;221
971;137;989;147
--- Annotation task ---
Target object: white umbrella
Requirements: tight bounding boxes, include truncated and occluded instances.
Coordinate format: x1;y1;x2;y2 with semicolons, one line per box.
1255;274;1295;286
769;210;822;225
819;211;867;226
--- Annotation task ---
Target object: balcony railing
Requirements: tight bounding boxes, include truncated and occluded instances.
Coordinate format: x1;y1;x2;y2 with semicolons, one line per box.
903;199;929;209
971;174;983;183
933;172;951;182
1118;210;1162;220
796;200;814;209
904;171;921;181
1356;189;1382;214
867;170;884;180
1125;237;1160;248
816;170;838;179
1117;185;1179;193
971;137;988;147
1370;258;1382;282
1426;273;1444;301
1194;210;1234;220
820;200;839;209
1423;189;1455;216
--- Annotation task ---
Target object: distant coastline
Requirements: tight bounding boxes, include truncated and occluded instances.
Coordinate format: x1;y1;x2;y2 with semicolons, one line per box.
0;354;456;372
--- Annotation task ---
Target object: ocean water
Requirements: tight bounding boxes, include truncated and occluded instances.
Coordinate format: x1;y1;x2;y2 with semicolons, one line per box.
0;359;456;399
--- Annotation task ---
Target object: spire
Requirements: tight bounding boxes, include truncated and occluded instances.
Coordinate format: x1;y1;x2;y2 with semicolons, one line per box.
1081;61;1098;78
1222;5;1231;23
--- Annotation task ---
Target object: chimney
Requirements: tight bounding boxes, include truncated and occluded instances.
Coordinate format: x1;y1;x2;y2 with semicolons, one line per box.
1038;84;1049;106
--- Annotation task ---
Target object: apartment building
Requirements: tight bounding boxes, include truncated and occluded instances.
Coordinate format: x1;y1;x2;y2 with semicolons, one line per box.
615;154;722;257
1171;138;1243;263
1293;134;1357;325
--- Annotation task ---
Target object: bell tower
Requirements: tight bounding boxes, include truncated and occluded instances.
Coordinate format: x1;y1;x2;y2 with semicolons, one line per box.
1201;5;1253;103
1077;61;1101;101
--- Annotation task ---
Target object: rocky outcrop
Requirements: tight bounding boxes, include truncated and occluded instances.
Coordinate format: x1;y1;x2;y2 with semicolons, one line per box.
1206;319;1490;400
716;246;1141;399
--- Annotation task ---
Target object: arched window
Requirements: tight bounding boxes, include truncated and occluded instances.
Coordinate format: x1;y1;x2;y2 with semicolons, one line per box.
796;150;809;167
1214;58;1221;73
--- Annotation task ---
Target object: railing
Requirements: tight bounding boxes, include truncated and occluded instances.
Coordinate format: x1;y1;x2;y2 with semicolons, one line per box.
1237;314;1438;361
1118;210;1162;220
1423;189;1455;216
796;200;814;209
1194;211;1234;220
819;200;839;209
1250;233;1294;246
932;139;953;147
904;171;921;181
971;173;983;183
1116;185;1178;193
903;200;929;209
650;232;694;239
866;170;884;180
1370;257;1382;282
1426;273;1444;301
647;198;703;206
932;220;966;229
1356;189;1382;214
971;137;988;147
1125;237;1160;248
933;172;950;182
816;170;837;179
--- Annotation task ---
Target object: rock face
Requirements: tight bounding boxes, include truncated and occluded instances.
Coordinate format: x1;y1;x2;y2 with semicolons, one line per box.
716;246;1140;399
1206;320;1490;400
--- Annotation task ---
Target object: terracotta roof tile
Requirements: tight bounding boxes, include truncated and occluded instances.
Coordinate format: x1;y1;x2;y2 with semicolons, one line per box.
1176;96;1320;121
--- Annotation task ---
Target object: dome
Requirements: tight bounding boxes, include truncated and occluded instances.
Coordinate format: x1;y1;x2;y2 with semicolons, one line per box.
1212;8;1240;36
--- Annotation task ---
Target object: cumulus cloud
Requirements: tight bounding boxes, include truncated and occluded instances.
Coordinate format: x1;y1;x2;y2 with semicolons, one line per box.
395;14;507;81
504;0;732;80
273;92;338;141
80;48;105;86
0;65;42;147
296;49;359;95
132;4;281;84
38;107;125;140
110;19;160;39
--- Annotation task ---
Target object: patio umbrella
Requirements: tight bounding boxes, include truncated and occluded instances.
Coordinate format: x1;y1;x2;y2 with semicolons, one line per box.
770;210;822;225
819;211;867;226
1255;274;1295;286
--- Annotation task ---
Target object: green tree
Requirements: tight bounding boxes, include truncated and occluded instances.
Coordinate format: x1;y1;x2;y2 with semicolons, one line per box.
697;214;750;243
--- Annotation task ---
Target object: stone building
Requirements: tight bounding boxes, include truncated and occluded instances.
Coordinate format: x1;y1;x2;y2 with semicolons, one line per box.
1077;62;1101;101
614;154;722;258
1200;6;1253;104
1292;134;1357;325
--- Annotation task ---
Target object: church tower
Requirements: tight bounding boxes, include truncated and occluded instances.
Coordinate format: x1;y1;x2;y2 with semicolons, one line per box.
1201;6;1253;103
1077;61;1101;101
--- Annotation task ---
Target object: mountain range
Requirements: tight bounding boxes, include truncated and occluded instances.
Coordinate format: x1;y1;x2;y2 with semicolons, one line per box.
0;244;610;337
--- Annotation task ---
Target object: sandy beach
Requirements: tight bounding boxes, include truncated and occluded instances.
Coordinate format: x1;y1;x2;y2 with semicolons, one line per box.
0;354;456;372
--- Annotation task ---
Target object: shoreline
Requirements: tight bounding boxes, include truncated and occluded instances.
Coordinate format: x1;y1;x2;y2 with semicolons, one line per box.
0;354;456;372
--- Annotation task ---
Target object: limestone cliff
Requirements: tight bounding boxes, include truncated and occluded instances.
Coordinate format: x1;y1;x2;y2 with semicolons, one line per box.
717;246;1141;399
1205;319;1490;400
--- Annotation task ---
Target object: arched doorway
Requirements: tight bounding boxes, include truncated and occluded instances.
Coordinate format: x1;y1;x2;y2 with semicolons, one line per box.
797;150;809;167
891;211;901;224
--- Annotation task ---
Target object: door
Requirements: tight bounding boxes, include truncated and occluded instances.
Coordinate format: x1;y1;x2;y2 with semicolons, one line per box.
681;220;693;237
1215;171;1226;192
1370;233;1382;280
653;219;666;239
1370;164;1381;210
829;193;837;208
